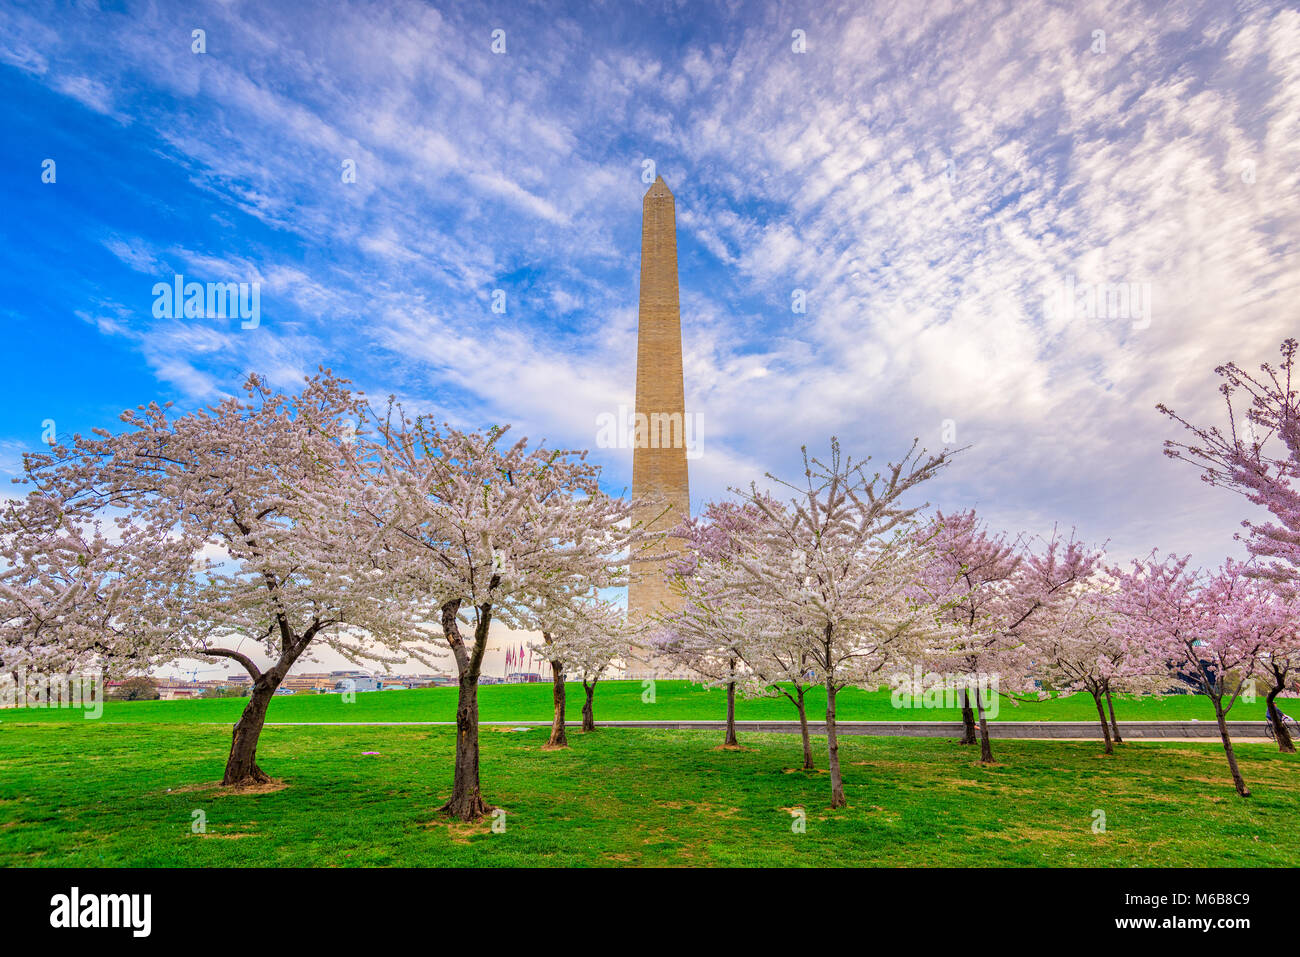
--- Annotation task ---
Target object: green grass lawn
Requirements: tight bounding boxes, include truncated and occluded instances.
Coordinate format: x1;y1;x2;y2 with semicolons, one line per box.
4;679;1296;725
2;720;1297;866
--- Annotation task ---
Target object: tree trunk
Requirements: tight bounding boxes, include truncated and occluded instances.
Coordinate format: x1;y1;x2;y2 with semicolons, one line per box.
581;680;596;732
973;686;995;764
222;678;276;785
796;686;814;770
1092;690;1114;755
825;680;846;808
724;680;739;747
441;674;493;820
1213;701;1251;798
1266;684;1295;754
959;688;978;745
547;665;567;747
1104;683;1123;744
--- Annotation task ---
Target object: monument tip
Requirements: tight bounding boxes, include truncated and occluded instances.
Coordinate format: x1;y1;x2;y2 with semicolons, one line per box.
644;175;673;199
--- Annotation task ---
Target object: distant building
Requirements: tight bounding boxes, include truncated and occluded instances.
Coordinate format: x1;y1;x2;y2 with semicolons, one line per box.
404;674;453;688
331;671;382;693
154;681;206;701
281;673;335;694
505;672;542;684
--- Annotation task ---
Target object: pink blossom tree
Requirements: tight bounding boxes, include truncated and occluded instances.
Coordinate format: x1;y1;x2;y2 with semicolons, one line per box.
1159;337;1300;747
6;372;407;785
1027;579;1158;754
1111;555;1293;796
1257;627;1300;754
918;510;1101;763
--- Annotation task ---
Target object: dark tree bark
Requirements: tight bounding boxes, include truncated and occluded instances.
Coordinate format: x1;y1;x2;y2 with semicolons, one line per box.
1266;673;1296;754
1213;698;1251;797
543;632;567;748
581;679;596;732
1104;682;1123;744
724;680;739;747
973;685;995;763
825;678;845;808
440;596;496;821
959;687;978;745
222;677;277;785
443;671;492;818
1091;688;1114;755
774;681;815;770
213;622;314;787
547;664;567;747
796;685;814;771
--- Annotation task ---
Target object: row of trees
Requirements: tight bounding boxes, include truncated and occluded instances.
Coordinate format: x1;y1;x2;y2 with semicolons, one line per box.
654;339;1300;803
658;490;1300;802
3;339;1297;814
0;373;639;820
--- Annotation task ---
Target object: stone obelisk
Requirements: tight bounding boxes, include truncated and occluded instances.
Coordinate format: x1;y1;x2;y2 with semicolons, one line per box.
628;176;690;672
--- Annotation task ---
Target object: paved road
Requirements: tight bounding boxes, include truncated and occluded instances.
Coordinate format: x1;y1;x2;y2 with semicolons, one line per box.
246;719;1275;739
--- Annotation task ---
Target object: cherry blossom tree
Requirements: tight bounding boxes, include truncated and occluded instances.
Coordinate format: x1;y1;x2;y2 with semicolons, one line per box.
368;414;646;820
567;603;635;733
1112;555;1292;796
657;498;826;767
1158;337;1300;748
1257;626;1300;754
653;583;747;748
655;500;774;749
1159;338;1300;593
1027;579;1158;754
722;438;957;808
7;372;407;785
529;597;630;743
918;510;1101;763
0;491;184;685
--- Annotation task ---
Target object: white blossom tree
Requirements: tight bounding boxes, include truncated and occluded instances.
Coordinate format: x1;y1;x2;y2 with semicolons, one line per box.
724;438;956;808
658;498;823;767
0;491;183;683
655;500;774;748
367;414;649;820
529;597;630;743
6;372;408;785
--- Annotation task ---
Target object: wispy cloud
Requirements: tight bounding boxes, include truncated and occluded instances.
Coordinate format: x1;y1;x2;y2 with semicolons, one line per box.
1;0;1297;568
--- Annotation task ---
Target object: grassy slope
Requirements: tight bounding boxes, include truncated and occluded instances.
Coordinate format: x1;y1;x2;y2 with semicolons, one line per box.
5;679;1296;725
2;722;1296;866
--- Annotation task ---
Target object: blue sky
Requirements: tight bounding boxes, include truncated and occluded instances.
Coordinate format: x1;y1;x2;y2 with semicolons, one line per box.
2;0;1299;583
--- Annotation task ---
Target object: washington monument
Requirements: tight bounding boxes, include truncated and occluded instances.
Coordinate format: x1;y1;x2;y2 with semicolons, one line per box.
628;175;691;669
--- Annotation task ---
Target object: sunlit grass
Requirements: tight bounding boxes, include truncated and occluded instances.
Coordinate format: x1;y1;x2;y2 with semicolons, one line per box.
2;721;1296;866
5;679;1295;725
